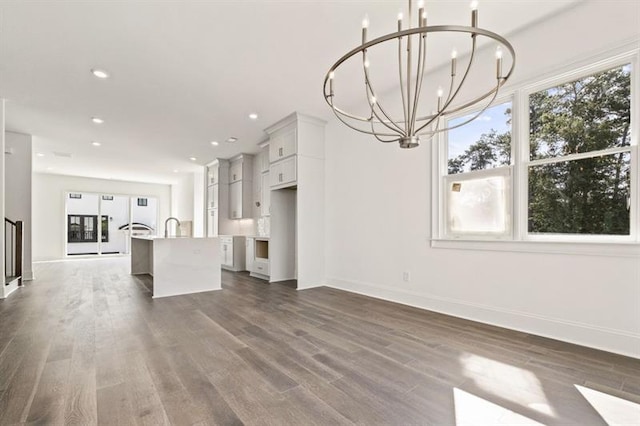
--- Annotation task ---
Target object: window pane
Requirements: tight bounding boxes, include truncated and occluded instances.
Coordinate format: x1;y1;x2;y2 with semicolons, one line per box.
529;65;631;160
447;174;509;234
447;101;512;174
528;152;630;235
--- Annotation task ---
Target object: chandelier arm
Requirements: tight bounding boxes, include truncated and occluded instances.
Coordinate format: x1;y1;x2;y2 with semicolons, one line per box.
441;36;477;112
362;59;406;135
329;101;400;137
417;80;500;136
416;75;507;125
409;30;428;135
371;119;399;143
398;36;408;133
414;36;478;131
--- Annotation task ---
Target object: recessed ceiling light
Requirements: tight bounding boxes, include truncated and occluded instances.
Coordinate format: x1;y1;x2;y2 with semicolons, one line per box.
36;152;45;157
173;169;179;173
226;137;238;143
91;117;104;124
210;141;219;146
91;141;101;147
189;157;197;161
249;113;258;120
46;167;53;171
91;69;109;79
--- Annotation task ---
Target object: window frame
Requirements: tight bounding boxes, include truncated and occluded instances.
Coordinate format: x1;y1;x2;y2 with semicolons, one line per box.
432;46;639;250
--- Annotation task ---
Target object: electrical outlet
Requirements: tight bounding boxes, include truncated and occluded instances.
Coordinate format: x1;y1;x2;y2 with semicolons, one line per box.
403;271;411;282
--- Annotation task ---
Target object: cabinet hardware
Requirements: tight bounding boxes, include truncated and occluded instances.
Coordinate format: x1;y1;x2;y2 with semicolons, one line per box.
279;173;283;182
279;147;283;157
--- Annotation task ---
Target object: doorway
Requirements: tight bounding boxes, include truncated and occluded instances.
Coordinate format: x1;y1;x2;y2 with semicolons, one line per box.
65;192;158;256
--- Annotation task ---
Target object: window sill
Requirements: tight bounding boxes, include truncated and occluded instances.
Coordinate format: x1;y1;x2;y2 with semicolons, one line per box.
430;238;640;257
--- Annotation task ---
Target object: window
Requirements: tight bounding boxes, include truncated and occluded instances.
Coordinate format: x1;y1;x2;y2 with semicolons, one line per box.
443;101;513;238
434;51;637;246
67;215;109;243
527;65;631;236
137;198;148;206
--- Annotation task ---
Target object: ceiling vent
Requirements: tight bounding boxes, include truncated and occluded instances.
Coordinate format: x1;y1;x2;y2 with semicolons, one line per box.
53;151;72;158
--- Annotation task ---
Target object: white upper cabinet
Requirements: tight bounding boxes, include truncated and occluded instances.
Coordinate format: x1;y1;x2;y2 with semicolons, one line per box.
207;164;218;185
261;172;271;216
229;161;242;183
260;144;270;173
227;154;254;219
269;128;296;163
229;181;242;219
270;156;296;189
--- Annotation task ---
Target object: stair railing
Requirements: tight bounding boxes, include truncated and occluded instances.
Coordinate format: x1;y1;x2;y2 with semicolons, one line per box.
4;218;23;285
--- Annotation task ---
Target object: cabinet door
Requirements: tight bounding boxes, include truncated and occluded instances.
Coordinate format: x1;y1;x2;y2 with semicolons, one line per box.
221;241;233;267
281;129;297;159
208;164;219;185
269;135;282;163
207;209;217;237
246;238;254;272
260;146;270;173
261;172;270;216
229;161;242;183
212;185;219;209
207;185;219;210
229;181;242;219
271;156;296;188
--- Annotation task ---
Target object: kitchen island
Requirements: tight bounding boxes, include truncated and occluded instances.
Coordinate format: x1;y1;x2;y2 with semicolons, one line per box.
131;235;221;298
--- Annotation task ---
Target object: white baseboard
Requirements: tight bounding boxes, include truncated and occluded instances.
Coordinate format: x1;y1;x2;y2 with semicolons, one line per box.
325;277;640;359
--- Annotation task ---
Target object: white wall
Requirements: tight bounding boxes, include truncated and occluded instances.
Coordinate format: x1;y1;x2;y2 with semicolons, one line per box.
33;173;171;261
4;131;33;280
170;173;194;222
324;1;640;358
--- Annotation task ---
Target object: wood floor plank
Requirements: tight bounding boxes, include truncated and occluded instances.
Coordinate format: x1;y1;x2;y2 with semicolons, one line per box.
0;258;637;425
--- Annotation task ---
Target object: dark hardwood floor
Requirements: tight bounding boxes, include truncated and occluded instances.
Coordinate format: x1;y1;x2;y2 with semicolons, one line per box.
0;257;638;425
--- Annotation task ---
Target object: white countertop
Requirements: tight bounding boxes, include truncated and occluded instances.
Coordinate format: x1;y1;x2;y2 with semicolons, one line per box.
131;235;218;241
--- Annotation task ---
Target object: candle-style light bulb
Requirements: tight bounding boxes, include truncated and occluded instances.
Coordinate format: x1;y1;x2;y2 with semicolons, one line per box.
329;71;335;79
471;1;478;27
364;59;370;68
397;11;403;31
362;15;369;44
495;47;503;79
451;49;457;76
421;10;427;27
370;96;377;104
417;0;425;8
437;87;444;98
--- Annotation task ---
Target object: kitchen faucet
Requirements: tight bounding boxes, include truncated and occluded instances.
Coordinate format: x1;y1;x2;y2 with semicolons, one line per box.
164;217;181;238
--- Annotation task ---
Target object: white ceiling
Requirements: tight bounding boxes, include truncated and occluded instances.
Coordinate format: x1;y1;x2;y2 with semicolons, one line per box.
0;0;579;184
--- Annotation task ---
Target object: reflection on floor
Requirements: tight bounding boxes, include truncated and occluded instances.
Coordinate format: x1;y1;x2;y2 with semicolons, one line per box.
0;257;638;425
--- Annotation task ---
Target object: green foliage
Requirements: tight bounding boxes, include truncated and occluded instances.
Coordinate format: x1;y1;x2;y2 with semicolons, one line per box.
448;65;631;235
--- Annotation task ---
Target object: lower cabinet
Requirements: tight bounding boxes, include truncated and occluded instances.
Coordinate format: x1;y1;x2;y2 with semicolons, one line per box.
219;236;246;271
246;237;270;280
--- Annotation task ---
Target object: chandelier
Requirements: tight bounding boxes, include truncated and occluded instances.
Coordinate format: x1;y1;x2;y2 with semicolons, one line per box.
323;0;515;149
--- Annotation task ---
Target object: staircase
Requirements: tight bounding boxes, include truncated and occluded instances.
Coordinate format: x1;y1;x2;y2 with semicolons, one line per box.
4;218;23;287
